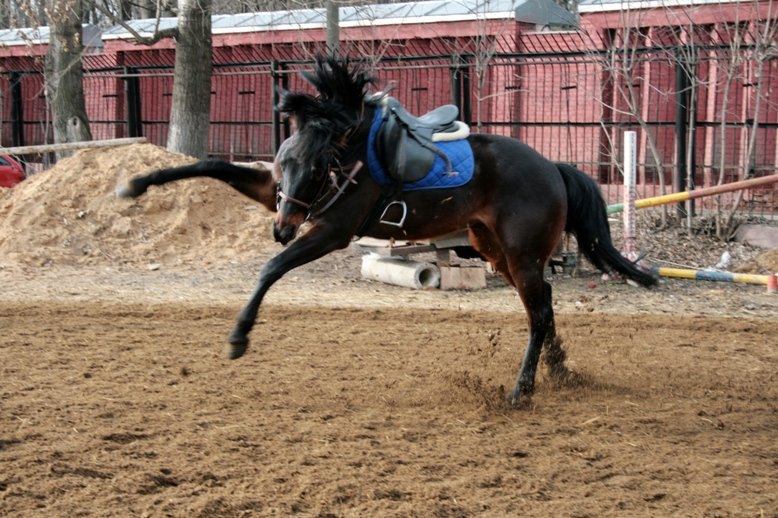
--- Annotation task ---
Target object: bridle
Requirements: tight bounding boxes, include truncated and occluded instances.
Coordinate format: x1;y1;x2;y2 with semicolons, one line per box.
276;159;363;221
275;103;369;222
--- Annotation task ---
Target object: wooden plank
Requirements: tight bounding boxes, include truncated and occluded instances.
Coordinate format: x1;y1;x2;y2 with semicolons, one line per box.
354;231;470;250
439;265;487;290
429;230;470;248
353;230;472;260
0;137;149;156
354;240;437;257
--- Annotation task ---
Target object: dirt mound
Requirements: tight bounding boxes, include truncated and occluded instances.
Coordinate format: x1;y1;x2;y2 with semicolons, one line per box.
735;248;778;274
0;144;277;267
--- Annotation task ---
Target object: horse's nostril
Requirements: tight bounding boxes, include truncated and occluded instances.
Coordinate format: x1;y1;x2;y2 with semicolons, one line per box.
273;222;297;245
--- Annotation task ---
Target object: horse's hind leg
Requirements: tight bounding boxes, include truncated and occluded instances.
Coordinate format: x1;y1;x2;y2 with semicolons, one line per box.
468;224;567;403
467;223;513;286
504;264;556;405
539;282;569;380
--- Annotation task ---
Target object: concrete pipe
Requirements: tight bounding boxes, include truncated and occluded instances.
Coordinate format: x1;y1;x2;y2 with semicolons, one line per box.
360;254;441;289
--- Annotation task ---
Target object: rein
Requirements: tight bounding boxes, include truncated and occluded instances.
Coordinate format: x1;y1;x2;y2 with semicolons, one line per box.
277;159;363;221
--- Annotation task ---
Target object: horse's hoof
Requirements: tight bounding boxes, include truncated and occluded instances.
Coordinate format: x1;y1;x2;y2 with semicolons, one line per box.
227;332;249;360
227;342;247;360
506;386;532;409
115;179;145;198
115;183;135;198
507;390;522;408
227;324;252;359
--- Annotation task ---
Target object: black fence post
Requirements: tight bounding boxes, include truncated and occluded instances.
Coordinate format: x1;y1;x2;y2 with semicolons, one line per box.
10;72;24;147
124;67;143;138
451;55;462;112
271;60;287;154
460;56;472;126
674;50;690;219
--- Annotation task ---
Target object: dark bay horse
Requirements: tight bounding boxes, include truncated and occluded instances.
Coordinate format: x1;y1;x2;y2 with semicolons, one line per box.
118;56;655;406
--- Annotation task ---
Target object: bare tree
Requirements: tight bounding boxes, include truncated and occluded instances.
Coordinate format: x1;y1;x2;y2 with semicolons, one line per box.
0;0;44;28
45;0;93;152
713;12;777;238
588;21;672;223
574;0;777;239
92;0;213;158
471;23;507;131
166;0;213;158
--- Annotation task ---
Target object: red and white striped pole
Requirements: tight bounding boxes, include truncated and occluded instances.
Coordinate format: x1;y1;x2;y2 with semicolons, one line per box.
623;131;638;261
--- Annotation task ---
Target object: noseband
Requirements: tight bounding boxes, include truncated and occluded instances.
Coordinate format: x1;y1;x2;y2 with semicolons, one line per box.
276;159;363;221
276;188;312;212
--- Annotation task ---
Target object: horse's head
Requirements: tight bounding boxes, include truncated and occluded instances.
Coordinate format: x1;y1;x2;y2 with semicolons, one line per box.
272;56;374;245
272;132;325;244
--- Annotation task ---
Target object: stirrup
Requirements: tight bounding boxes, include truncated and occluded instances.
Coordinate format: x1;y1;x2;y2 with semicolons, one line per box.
379;200;408;228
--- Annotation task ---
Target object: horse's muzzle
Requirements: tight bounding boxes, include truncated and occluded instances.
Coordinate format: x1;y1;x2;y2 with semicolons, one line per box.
273;221;298;245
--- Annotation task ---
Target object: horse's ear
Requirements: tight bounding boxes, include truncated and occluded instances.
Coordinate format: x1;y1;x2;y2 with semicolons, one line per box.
277;90;317;125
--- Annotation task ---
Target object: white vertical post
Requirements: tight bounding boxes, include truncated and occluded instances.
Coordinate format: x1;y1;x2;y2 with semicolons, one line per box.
623;131;638;261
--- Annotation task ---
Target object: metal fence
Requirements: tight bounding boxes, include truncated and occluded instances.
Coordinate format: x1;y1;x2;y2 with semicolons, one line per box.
2;45;776;215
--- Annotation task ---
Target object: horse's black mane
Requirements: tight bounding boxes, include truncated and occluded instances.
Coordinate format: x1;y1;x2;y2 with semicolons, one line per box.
300;55;374;104
277;56;375;170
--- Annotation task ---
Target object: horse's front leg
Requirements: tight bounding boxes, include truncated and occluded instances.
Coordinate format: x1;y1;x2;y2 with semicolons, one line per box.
117;159;277;212
227;224;350;359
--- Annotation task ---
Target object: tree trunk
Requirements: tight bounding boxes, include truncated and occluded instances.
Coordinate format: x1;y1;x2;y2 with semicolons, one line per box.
118;0;132;21
137;0;155;19
44;0;92;157
166;0;212;159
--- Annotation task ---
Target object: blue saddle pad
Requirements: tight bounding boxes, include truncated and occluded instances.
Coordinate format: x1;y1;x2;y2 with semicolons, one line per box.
366;109;474;191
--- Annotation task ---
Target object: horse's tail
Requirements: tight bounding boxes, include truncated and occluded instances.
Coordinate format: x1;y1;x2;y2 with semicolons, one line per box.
556;163;657;287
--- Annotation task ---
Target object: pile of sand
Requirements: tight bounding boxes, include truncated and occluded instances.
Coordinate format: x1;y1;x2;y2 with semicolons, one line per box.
736;248;778;274
0;143;277;267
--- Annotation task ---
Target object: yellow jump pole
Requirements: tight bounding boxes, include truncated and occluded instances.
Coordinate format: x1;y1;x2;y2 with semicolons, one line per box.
608;174;778;214
651;266;772;285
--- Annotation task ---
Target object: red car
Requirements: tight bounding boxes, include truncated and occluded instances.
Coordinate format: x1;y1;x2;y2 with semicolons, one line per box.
0;155;24;188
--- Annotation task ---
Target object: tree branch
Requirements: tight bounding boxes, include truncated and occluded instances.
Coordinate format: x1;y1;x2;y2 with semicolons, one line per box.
87;0;178;45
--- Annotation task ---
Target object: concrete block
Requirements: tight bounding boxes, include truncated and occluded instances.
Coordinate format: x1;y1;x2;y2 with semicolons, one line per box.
439;265;486;290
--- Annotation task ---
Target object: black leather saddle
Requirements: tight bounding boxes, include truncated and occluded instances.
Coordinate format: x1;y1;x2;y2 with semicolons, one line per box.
375;97;461;184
